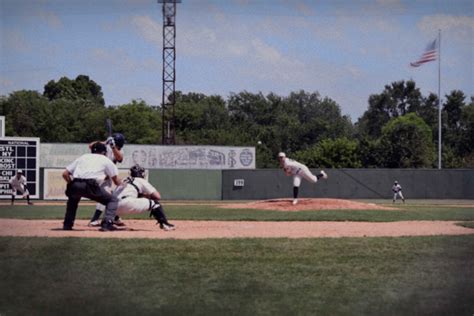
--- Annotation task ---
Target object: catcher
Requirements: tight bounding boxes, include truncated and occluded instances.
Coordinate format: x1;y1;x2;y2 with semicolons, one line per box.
114;164;175;231
278;152;327;205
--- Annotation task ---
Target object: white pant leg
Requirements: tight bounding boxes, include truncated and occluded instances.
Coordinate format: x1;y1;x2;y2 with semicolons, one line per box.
293;175;302;187
299;166;317;184
398;191;404;200
96;178;113;211
13;185;28;197
116;197;155;215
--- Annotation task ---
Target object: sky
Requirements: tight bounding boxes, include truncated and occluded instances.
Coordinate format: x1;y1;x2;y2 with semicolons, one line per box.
1;0;473;121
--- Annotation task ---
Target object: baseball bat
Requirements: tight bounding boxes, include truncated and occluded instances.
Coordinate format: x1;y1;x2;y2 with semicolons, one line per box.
106;118;112;137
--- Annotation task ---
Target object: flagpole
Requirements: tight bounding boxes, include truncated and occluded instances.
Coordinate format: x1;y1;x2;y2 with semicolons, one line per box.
438;29;442;169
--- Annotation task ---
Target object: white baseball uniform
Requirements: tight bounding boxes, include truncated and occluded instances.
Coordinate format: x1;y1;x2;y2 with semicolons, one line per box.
9;175;29;197
392;183;405;201
282;157;318;187
115;176;159;215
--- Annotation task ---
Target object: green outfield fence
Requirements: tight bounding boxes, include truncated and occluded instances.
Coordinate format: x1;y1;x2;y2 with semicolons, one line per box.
221;169;474;200
35;168;474;201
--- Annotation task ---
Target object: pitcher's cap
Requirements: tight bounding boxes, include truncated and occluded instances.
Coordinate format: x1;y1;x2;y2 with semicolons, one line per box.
278;152;286;158
17;169;23;174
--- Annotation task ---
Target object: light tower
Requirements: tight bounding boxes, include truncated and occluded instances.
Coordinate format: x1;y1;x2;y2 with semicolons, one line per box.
158;0;180;145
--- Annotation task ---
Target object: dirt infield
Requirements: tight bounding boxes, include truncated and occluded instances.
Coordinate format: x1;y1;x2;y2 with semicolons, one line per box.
219;198;396;211
0;219;473;239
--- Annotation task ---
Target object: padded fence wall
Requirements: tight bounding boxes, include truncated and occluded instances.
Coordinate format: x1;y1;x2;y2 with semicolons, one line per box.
148;169;222;200
222;169;474;200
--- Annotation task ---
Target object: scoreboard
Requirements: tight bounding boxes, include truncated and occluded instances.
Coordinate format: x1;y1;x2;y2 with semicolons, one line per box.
0;137;40;198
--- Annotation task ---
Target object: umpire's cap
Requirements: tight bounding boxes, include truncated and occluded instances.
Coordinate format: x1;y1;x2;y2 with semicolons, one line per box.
91;142;107;154
112;133;125;149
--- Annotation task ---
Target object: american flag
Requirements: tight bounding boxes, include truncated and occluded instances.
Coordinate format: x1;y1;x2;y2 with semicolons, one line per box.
410;39;437;67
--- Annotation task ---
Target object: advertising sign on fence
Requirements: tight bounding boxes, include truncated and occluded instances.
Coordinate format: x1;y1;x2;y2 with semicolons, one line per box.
41;144;256;169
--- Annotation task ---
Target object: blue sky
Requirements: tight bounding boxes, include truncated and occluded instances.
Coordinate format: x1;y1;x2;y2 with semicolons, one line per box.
1;0;473;121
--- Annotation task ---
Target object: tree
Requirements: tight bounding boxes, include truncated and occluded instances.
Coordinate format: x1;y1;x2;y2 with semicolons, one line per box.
379;113;435;168
43;75;105;106
0;90;50;138
357;80;423;138
458;97;474;167
294;137;361;168
227;90;353;167
285;91;353;151
174;92;235;145
108;100;161;144
356;137;384;168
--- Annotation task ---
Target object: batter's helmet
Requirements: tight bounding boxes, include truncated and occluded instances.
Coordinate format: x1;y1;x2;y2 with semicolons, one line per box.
130;164;145;178
91;142;107;154
112;133;125;149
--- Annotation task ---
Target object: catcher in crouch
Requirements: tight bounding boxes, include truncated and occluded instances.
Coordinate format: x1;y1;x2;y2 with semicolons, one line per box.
278;152;327;205
113;164;175;231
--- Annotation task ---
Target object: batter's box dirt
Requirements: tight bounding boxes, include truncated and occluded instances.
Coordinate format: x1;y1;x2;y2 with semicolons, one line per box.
0;219;473;239
219;198;396;211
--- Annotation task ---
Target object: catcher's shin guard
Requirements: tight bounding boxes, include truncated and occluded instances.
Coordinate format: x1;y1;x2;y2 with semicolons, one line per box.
90;209;103;222
150;202;168;225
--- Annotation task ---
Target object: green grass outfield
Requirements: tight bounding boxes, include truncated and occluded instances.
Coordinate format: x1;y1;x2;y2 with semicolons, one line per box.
0;200;473;315
1;199;474;222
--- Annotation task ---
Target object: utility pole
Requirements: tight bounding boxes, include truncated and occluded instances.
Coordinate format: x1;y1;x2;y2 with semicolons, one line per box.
158;0;180;145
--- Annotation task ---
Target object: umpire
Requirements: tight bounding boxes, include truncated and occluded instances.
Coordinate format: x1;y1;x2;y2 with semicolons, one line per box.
62;142;122;231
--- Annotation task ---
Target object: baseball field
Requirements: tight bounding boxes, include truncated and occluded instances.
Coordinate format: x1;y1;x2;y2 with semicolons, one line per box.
1;199;473;315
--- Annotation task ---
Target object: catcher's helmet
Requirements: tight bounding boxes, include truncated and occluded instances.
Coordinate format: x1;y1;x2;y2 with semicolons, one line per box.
91;142;107;154
112;133;125;149
130;164;145;178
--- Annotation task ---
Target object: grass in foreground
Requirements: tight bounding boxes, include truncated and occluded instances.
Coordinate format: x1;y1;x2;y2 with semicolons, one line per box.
0;236;473;315
1;203;474;222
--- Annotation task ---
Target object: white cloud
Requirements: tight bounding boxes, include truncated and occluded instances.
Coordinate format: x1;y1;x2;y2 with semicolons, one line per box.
37;10;63;29
4;30;30;52
90;48;159;72
130;15;162;47
0;78;14;90
251;38;282;64
418;14;474;40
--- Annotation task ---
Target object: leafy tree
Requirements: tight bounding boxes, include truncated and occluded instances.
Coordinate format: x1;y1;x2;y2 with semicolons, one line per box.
227;90;353;166
357;80;424;138
285;91;353;150
43;75;105;106
379;113;435;168
356;137;384;168
417;92;439;135
294;137;361;168
108;100;161;144
174;92;235;145
0;90;50;138
458;97;474;167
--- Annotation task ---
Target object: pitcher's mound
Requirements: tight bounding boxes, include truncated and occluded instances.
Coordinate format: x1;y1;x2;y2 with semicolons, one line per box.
220;198;395;211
